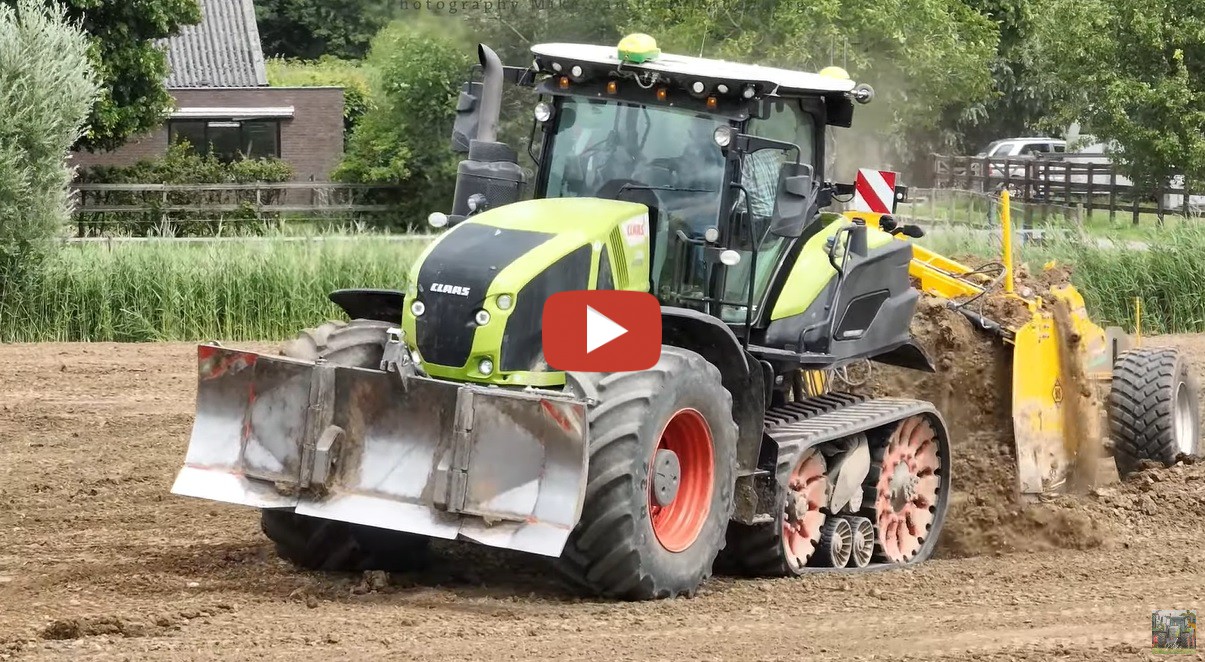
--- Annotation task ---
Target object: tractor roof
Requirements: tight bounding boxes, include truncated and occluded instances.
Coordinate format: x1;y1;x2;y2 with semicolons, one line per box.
530;41;858;100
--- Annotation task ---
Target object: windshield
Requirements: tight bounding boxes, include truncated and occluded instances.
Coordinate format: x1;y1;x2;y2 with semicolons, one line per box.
543;96;730;300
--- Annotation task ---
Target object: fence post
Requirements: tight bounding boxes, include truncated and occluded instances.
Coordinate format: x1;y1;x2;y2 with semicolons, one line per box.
1132;194;1140;225
1185;178;1193;219
1036;160;1045;224
1109;169;1117;223
76;188;85;238
1156;185;1165;226
1063;162;1072;206
1086;163;1096;219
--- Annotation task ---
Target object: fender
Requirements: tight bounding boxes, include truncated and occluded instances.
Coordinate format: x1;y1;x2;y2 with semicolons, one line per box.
660;306;766;522
328;289;406;324
870;339;936;373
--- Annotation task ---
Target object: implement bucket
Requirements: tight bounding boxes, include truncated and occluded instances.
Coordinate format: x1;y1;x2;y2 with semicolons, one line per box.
1010;286;1113;498
171;345;590;557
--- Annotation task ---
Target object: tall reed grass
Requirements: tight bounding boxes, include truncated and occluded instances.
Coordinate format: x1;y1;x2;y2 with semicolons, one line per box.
920;224;1205;335
0;239;426;342
2;227;1203;342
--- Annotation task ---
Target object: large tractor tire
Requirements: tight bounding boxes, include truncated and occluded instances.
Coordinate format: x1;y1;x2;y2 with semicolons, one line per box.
1109;346;1201;479
260;319;430;572
558;346;738;600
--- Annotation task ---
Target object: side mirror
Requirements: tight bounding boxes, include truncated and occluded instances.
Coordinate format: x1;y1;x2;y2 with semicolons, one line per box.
451;79;483;154
767;162;817;238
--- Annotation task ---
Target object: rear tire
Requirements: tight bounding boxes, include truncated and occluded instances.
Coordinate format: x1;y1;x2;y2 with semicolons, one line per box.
1109;347;1201;478
557;346;738;600
260;318;430;572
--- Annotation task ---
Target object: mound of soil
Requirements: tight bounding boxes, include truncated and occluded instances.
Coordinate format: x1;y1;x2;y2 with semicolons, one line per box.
1081;457;1205;535
850;259;1109;559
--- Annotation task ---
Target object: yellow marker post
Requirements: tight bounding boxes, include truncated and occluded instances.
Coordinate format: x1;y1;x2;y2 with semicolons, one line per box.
1000;189;1015;294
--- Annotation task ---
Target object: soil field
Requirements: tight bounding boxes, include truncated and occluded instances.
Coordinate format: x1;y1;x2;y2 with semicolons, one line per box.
1;336;1204;661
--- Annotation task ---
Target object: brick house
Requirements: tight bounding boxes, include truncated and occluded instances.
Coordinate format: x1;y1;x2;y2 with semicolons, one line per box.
71;0;345;182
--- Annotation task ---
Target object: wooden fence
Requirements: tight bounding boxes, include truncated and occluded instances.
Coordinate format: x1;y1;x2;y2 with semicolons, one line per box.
931;154;1205;224
68;182;411;237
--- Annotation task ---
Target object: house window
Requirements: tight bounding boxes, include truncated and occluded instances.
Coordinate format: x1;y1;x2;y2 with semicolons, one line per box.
168;119;281;160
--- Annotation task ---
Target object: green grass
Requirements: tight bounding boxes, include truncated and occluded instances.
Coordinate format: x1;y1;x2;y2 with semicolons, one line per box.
4;225;1205;342
0;238;427;342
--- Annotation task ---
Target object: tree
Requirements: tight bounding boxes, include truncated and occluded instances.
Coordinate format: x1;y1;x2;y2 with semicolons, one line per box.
944;0;1057;154
623;0;999;179
13;0;203;152
256;0;395;60
0;0;98;300
333;17;472;227
1031;0;1205;194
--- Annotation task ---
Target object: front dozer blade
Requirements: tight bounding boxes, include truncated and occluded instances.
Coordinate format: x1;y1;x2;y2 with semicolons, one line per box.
171;345;589;557
1010;286;1111;498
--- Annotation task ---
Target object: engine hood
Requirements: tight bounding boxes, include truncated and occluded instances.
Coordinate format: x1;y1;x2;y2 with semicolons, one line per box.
401;197;652;386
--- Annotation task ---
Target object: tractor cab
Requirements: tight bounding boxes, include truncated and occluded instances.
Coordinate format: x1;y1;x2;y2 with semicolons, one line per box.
436;34;875;337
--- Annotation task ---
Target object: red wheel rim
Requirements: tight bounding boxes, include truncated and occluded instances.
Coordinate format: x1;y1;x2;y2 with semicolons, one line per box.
782;448;828;569
649;408;714;553
875;415;941;562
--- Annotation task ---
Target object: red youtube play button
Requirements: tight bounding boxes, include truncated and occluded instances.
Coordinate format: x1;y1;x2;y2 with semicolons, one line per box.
542;290;661;372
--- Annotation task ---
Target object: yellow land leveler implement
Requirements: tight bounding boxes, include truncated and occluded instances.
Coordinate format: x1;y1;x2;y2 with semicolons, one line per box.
845;191;1201;498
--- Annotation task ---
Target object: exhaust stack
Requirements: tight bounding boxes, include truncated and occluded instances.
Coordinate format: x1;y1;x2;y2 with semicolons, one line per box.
445;43;527;222
476;44;503;144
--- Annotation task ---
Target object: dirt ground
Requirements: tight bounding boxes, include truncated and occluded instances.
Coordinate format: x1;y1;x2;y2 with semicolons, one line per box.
2;335;1204;661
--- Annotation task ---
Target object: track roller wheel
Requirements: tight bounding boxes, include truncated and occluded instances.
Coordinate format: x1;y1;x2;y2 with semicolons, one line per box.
811;517;853;568
845;516;875;568
1109;347;1201;479
863;414;944;564
261;319;431;572
557;346;738;600
718;447;829;577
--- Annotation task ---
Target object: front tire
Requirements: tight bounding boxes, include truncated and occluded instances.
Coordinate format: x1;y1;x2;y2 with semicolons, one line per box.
260;319;430;572
1109;347;1201;478
558;346;738;600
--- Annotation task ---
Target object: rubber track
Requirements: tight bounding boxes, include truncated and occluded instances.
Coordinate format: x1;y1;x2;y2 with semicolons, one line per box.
724;394;938;577
1108;348;1184;477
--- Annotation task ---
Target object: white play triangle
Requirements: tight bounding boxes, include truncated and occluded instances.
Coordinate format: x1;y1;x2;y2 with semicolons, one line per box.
585;305;628;353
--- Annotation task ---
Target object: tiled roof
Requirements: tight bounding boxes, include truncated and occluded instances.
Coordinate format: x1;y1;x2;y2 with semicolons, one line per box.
162;0;268;88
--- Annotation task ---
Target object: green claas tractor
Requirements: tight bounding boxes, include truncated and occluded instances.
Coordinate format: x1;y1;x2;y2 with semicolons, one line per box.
172;33;951;600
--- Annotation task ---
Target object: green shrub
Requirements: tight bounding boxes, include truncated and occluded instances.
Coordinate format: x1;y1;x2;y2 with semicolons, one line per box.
266;55;373;138
74;142;294;237
0;0;98;301
333;18;473;229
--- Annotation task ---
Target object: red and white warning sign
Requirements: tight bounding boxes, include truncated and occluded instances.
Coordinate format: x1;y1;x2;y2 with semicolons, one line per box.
851;168;899;214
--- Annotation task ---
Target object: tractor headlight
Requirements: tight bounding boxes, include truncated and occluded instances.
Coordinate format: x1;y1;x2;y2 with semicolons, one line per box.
479;358;494;375
411;300;426;317
496;294;514;310
534;102;553;123
720;250;742;266
475;309;491;326
713;126;734;148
